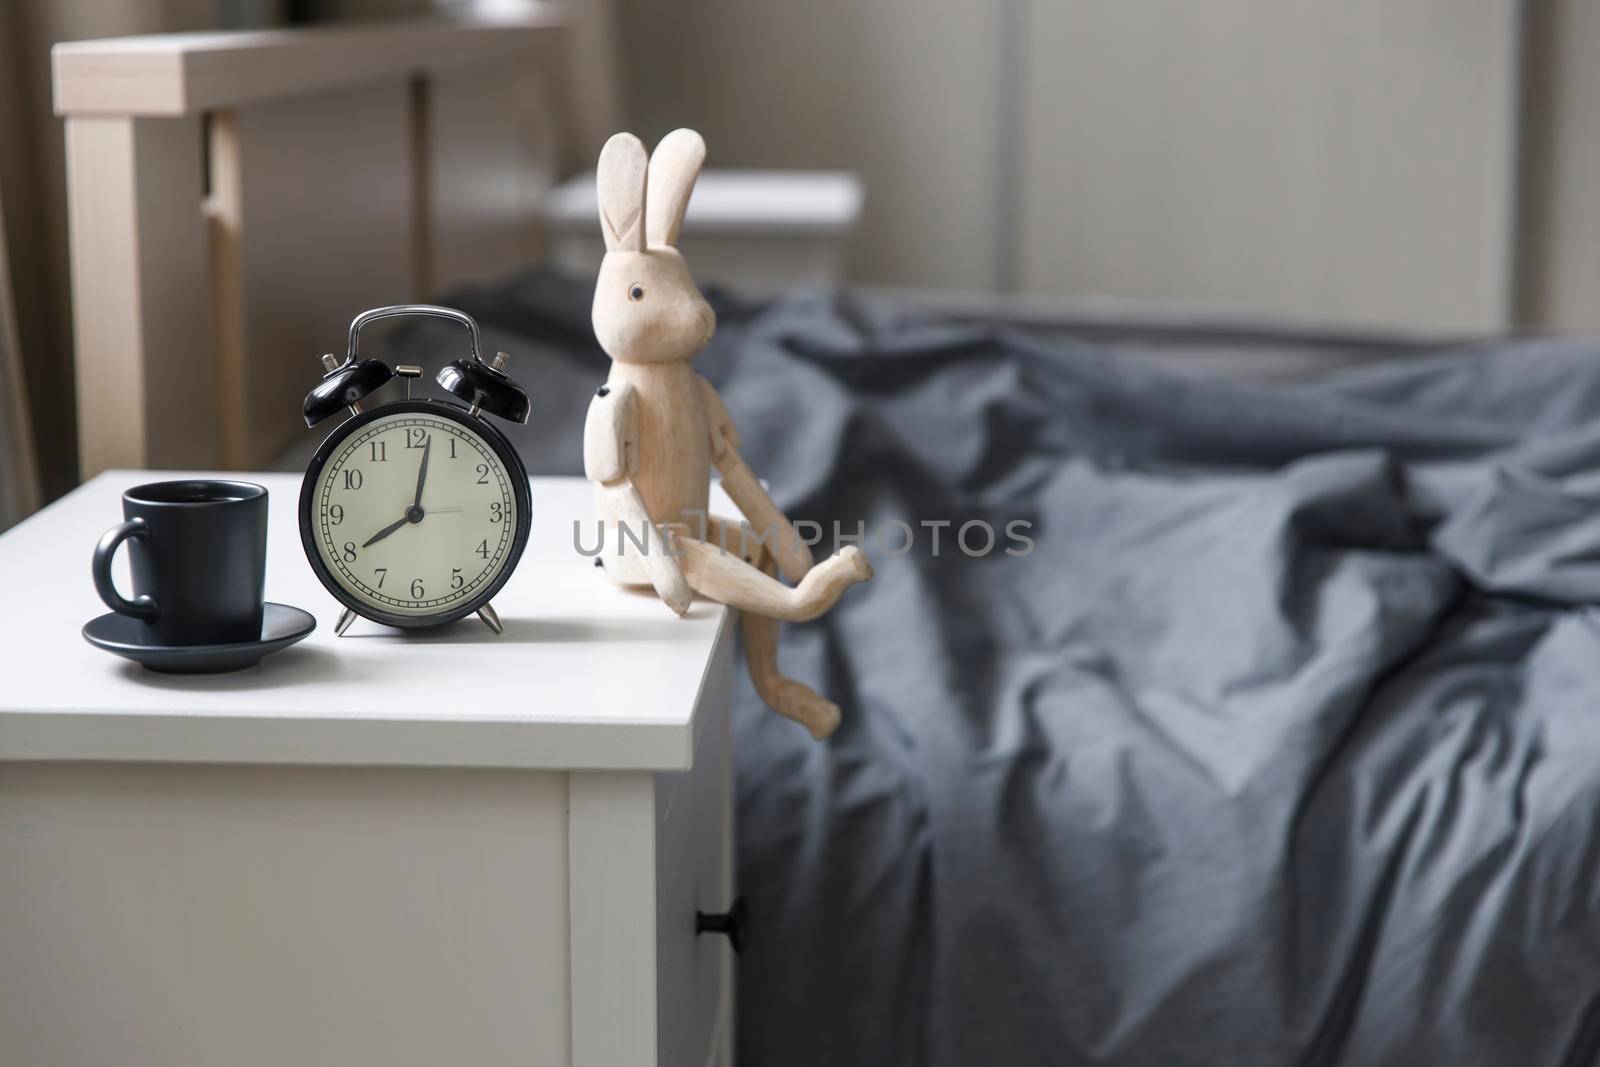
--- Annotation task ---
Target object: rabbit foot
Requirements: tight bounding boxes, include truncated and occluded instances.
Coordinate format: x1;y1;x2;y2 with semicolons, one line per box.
791;546;873;621
760;677;842;740
839;545;874;582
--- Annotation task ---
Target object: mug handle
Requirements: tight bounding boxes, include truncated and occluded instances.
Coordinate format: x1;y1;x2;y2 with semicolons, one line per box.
92;518;158;619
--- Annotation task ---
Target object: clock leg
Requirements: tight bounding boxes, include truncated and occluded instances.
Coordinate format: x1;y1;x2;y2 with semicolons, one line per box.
477;602;504;635
335;608;357;637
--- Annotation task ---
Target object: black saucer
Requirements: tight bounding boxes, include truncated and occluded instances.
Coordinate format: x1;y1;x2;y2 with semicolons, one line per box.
83;602;316;674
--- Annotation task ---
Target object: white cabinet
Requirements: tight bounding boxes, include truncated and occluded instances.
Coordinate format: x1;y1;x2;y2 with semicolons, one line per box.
570;650;737;1067
0;474;740;1067
544;170;862;296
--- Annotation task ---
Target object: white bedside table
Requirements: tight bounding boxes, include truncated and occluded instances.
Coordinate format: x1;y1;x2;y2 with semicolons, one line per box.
0;473;738;1067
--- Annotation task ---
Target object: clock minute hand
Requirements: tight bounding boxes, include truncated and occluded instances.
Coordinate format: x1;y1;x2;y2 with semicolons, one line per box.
361;513;411;549
413;434;431;509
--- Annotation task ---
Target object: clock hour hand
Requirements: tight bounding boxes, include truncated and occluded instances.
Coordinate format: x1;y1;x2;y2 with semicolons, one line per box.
413;434;431;508
361;513;411;548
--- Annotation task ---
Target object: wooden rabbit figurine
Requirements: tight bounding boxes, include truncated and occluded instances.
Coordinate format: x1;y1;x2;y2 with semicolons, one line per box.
583;129;873;739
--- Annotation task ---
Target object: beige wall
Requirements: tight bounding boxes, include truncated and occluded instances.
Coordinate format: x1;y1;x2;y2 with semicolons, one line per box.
1515;0;1600;332
12;0;1600;508
283;0;1600;334
1020;1;1521;332
620;0;1533;333
617;0;1006;292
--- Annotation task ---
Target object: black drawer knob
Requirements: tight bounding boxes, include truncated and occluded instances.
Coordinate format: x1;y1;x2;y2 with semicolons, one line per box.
696;896;747;954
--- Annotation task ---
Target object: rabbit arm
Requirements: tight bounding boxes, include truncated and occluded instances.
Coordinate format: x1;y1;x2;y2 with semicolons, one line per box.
585;383;692;615
699;376;816;582
698;373;741;462
583;381;638;484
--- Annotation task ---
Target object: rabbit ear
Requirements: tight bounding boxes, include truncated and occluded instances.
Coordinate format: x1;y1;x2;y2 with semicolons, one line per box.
646;128;705;248
597;132;648;252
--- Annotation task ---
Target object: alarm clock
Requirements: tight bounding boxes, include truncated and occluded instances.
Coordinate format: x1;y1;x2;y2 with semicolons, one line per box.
298;305;532;635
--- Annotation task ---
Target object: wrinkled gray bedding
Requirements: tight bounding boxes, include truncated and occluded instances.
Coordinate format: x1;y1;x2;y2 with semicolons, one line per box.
432;272;1600;1066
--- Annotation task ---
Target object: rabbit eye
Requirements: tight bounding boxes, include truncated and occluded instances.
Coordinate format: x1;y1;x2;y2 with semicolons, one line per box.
628;285;645;302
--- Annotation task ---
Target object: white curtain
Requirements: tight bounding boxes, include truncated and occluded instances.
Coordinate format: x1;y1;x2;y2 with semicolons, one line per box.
0;196;40;531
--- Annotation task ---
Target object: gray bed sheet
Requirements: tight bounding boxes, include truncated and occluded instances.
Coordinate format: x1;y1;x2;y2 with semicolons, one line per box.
408;272;1600;1066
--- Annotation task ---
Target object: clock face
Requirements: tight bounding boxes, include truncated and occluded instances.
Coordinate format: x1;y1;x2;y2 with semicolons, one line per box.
307;408;523;620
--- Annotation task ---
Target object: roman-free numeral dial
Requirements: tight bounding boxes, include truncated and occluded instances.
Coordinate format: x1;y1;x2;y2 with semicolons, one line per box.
312;412;518;618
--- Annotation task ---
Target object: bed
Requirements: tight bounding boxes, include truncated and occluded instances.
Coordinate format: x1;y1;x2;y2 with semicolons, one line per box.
412;271;1600;1067
56;18;1600;1067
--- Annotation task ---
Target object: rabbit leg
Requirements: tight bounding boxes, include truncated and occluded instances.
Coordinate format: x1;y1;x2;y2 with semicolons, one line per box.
669;523;872;623
699;376;815;582
702;517;843;740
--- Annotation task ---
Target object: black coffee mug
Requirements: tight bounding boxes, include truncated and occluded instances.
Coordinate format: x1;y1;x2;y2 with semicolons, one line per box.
92;480;268;646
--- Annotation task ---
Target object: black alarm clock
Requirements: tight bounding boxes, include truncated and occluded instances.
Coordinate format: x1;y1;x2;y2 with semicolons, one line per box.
298;305;532;635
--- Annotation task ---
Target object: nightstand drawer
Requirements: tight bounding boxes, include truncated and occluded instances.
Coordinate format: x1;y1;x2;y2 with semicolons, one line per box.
657;638;734;1067
567;615;739;1067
